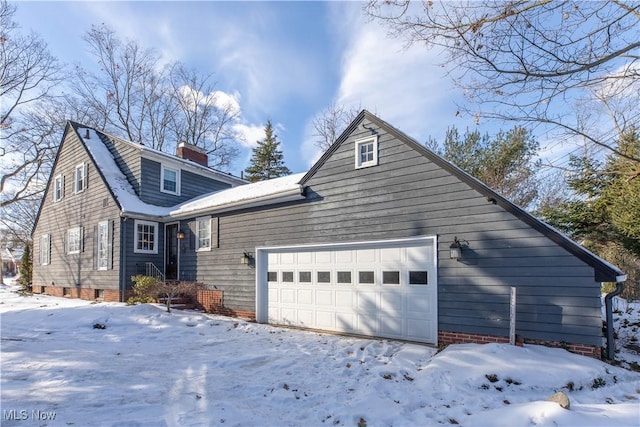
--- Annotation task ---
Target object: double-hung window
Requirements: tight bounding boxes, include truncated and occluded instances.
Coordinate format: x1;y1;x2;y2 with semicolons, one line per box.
67;227;83;254
161;164;180;195
40;234;50;265
354;136;378;169
74;163;87;193
134;220;158;254
53;174;64;202
97;221;109;270
196;216;211;251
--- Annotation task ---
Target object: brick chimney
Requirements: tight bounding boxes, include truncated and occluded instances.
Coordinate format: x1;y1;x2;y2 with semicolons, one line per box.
176;142;208;167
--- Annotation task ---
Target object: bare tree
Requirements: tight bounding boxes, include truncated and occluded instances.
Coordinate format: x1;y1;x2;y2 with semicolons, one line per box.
71;24;174;150
0;0;65;208
365;1;640;168
168;64;240;170
70;25;240;170
312;102;360;151
0;195;38;244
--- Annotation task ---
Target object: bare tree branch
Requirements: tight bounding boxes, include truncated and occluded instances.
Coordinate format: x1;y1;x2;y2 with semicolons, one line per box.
365;1;640;168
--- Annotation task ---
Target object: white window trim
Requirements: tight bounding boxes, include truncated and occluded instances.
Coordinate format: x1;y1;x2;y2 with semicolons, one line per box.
40;234;50;265
160;164;181;196
134;219;158;254
67;226;83;254
97;221;109;270
196;216;211;252
53;174;64;202
354;135;379;169
74;163;87;193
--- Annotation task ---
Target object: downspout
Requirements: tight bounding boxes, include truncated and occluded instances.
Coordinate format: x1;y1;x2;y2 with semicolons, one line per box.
121;217;128;303
604;282;625;360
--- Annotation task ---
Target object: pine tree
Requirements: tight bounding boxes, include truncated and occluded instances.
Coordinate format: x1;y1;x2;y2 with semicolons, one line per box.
435;125;541;208
244;120;291;182
538;129;640;299
18;244;32;290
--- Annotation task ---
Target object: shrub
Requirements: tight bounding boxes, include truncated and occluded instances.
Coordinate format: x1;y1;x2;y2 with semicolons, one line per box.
127;275;160;305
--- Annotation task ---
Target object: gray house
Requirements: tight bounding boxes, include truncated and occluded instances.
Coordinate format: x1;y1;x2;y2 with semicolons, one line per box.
32;111;626;358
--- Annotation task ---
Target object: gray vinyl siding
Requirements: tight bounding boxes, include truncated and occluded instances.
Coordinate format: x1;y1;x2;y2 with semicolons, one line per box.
181;117;603;346
32;129;121;293
139;158;232;206
120;217;165;289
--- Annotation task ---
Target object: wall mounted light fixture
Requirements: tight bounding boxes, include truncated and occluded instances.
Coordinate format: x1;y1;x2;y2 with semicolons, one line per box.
176;231;185;240
449;236;469;260
241;251;254;265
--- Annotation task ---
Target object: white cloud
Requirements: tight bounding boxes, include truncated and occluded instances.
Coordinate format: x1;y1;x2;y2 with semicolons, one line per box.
297;2;477;162
211;19;324;116
210;91;242;116
300;119;325;169
337;22;459;141
233;123;264;149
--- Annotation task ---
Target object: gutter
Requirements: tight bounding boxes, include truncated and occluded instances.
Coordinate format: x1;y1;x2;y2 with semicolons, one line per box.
121;217;128;303
604;281;625;360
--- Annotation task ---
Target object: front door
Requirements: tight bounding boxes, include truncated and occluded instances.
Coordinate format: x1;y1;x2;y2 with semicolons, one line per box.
165;223;178;280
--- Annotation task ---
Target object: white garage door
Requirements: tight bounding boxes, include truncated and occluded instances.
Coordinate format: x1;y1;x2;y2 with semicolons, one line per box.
258;237;437;344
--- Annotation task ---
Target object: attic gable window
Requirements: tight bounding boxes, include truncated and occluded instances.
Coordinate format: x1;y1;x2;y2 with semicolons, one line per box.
355;136;378;169
161;164;180;196
74;163;87;193
53;174;64;202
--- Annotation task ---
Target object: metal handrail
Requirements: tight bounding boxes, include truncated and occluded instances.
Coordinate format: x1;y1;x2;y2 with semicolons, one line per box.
145;262;165;282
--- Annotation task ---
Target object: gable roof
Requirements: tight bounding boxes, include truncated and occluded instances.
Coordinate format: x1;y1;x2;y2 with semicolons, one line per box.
62;122;304;219
301;110;625;283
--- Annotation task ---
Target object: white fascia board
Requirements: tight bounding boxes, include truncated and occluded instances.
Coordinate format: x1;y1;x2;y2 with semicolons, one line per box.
616;274;628;283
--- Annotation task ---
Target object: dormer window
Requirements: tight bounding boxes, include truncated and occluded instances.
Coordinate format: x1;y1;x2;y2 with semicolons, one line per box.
161;164;180;196
355;136;378;169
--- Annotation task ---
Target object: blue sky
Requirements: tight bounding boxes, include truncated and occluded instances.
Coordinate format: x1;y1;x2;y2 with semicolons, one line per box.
13;1;475;175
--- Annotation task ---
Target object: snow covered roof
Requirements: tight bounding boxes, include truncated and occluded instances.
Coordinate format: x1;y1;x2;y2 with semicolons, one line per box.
170;172;306;218
96;131;246;187
75;125;304;219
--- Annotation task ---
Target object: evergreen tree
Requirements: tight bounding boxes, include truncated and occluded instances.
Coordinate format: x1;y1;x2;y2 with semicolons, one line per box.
538;129;640;299
433;126;541;208
18;244;32;290
244;120;291;182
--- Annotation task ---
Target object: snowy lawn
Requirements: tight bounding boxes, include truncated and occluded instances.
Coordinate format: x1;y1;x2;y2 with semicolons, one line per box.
1;284;639;427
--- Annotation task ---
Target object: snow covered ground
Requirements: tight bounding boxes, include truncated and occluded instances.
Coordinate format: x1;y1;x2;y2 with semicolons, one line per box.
1;283;639;427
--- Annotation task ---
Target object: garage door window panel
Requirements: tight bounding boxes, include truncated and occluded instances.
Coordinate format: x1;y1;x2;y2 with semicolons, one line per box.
382;271;400;285
358;271;375;285
337;271;352;284
282;271;294;282
409;271;429;285
317;271;331;283
268;271;278;282
299;271;311;283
